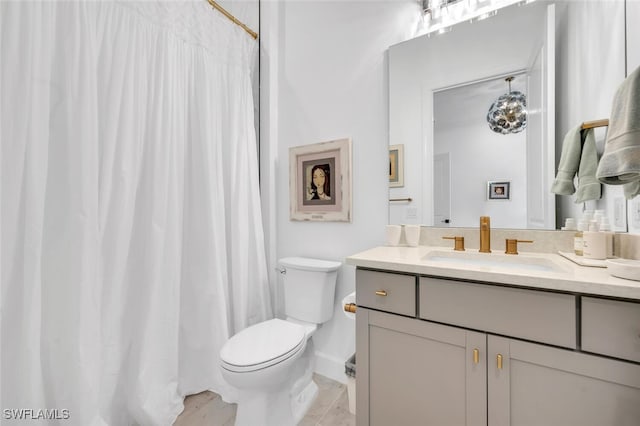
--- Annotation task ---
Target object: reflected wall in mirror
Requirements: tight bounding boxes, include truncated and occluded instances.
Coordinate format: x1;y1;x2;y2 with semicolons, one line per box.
389;0;628;231
434;73;529;228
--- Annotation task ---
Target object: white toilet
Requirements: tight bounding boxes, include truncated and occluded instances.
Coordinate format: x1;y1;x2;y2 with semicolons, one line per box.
219;257;341;426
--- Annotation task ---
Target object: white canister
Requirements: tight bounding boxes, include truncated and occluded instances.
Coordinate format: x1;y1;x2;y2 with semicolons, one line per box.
404;225;421;247
385;225;402;246
600;218;615;258
602;231;614;258
582;230;607;260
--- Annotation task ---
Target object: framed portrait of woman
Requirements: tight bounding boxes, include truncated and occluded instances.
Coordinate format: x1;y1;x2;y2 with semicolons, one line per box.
289;138;352;222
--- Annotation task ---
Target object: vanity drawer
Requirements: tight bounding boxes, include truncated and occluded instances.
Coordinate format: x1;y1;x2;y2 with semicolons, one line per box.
356;269;416;317
582;297;640;363
419;277;577;349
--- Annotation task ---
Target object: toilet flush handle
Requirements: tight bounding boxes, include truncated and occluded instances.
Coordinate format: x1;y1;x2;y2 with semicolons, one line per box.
275;267;286;274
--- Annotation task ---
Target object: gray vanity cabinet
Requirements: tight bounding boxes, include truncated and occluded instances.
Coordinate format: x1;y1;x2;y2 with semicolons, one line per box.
356;308;487;426
488;335;640;426
356;269;487;426
355;268;640;426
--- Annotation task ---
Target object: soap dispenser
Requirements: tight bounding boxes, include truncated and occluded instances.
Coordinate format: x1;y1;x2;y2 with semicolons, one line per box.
575;219;588;256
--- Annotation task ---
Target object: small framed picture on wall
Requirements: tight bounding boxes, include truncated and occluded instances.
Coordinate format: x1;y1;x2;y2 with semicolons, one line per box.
487;181;510;200
389;144;404;188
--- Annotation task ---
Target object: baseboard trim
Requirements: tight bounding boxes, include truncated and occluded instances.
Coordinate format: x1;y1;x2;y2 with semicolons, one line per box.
314;351;349;384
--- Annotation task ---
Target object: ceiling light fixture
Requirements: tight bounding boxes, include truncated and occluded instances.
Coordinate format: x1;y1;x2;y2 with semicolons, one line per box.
418;0;522;36
486;76;528;135
469;9;497;23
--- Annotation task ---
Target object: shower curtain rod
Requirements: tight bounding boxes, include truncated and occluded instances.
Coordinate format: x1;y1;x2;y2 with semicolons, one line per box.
206;0;258;40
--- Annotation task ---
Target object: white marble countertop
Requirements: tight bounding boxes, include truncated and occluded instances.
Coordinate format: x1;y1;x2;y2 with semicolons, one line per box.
346;245;640;301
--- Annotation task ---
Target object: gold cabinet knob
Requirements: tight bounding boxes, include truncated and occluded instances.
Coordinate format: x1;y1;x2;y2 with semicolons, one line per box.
442;236;465;251
505;239;533;255
375;290;387;297
473;348;479;364
497;354;503;370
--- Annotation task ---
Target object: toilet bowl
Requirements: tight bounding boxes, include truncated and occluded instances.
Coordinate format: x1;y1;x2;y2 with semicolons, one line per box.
220;319;307;390
220;318;316;426
219;257;341;426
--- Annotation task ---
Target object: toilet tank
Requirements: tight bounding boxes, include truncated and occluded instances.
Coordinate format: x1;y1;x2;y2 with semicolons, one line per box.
279;257;341;324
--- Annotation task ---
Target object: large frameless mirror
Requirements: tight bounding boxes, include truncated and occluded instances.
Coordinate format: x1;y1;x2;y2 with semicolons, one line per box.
389;0;628;231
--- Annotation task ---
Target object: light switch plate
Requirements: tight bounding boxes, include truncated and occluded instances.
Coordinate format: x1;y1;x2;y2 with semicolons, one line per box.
614;196;628;232
633;200;640;228
405;206;418;219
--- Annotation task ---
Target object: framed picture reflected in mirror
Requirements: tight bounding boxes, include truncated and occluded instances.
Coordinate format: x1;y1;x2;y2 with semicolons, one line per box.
488;181;510;200
389;144;404;188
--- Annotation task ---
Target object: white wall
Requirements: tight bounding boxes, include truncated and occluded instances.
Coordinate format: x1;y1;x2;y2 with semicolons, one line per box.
260;0;417;383
626;0;640;234
434;79;528;228
554;1;626;229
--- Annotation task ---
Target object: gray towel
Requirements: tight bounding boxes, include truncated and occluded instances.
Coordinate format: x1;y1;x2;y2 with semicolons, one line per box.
551;125;582;195
575;129;602;203
624;181;640;199
596;65;640;199
551;126;601;202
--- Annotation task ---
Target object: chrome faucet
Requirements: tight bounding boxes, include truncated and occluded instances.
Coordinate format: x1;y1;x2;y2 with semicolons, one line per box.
479;216;491;253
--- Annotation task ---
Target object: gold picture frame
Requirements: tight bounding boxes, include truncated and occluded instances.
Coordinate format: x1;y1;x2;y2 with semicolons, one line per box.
389;144;404;188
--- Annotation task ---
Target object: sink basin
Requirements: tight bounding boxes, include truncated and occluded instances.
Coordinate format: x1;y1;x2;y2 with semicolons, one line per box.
422;250;567;273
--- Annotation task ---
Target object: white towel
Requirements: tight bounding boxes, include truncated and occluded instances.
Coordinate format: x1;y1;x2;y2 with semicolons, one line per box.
596;65;640;199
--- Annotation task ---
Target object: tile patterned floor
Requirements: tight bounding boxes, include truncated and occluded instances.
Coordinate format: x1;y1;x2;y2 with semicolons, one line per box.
173;374;355;426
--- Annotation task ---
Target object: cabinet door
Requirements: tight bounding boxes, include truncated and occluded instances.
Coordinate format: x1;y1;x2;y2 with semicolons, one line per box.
357;308;486;426
488;335;640;426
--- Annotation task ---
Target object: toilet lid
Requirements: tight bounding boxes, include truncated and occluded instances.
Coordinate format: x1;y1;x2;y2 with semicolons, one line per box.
220;319;306;370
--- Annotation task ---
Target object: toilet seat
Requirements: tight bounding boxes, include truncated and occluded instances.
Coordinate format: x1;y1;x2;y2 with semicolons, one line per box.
220;319;306;373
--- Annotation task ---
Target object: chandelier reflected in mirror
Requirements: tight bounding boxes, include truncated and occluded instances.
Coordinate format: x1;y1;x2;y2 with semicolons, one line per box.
486;76;527;135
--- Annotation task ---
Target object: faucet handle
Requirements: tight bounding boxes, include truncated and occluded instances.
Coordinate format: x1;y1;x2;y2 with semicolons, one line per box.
505;239;533;255
443;236;465;251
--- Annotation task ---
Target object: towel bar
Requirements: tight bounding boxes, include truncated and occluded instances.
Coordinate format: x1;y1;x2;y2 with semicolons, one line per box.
581;119;609;130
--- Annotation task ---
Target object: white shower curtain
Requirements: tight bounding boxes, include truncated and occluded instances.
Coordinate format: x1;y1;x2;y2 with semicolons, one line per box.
0;1;272;425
